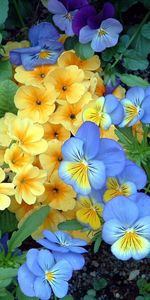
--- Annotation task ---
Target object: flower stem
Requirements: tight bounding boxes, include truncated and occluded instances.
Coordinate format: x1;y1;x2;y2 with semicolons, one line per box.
13;0;26;28
111;11;150;69
54;296;58;300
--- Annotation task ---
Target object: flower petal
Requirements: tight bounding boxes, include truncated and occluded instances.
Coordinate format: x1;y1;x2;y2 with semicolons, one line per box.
88;160;106;189
18;263;36;297
102;219;124;244
37;249;55;271
79;25;96;44
61;137;84;161
34;277;51;300
53;251;85;270
26;249;43;276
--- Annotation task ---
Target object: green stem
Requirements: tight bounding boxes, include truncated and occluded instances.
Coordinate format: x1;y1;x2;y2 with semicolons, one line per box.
13;0;26;28
54;296;58;300
111;11;150;69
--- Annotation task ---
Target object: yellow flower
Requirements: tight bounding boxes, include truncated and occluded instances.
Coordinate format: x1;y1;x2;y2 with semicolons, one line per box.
0;168;15;210
4;143;33;172
0;41;30;60
58;50;100;79
49;92;92;134
39;141;63;176
43;123;70;142
89;73;105;97
132;121;144;143
76;197;103;230
8;117;48;155
58;34;68;44
13;164;47;204
103;177;133;202
0;114;16;147
0;147;5;166
39;171;76;211
112;85;126;99
15;85;56;124
14;64;56;86
9;198;37;220
100;125;118;141
44;66;86;104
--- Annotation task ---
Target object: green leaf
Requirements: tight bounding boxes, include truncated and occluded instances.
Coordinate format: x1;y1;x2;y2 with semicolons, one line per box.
93;278;108;291
128;25;150;57
0;0;9;25
0;210;18;235
123;50;149;70
0;268;18;280
0;279;12;289
118;0;138;12
83;296;95;300
74;42;94;60
142;22;150;39
119;74;149;87
61;296;74;300
0;289;14;300
87;290;96;297
0;80;18;117
64;36;78;51
16;287;39;300
58;219;84;231
93;234;102;253
0;33;2;44
0;60;12;80
135;297;144;300
8;206;50;252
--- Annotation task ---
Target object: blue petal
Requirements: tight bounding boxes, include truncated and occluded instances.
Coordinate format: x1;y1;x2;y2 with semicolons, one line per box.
145;86;150;96
50;259;72;281
37;238;69;253
110;102;124;125
91;34;108;52
51;280;68;298
126;86;145;106
29;22;60;45
26;249;43;276
141;96;150;123
48;0;67;14
37;249;55;271
69;246;87;253
102;219;124;244
104;95;119;113
135;193;150;217
61;137;84;161
88;160;106;189
134;216;150;240
53;12;75;36
69;237;87;247
18;263;36;297
76;121;100;159
53;251;85;270
97;138;125;176
10;46;40;66
102;18;123;34
34;277;51;300
118;160;147;190
79;25;96;44
43;230;58;243
103;196;139;224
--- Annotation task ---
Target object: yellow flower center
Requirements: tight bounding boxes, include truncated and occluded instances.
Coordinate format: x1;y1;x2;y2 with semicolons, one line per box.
45;271;54;282
120;229;142;251
36;99;42;105
65;13;72;20
62;85;67;91
98;28;107;36
40;73;46;78
39;50;51;59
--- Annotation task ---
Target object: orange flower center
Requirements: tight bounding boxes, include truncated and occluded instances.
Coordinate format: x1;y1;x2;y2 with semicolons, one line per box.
45;271;54;282
70;113;76;120
36;99;42;105
39;50;50;59
62;85;67;91
98;28;107;36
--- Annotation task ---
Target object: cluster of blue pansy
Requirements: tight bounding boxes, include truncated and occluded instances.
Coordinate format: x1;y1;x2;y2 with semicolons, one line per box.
18;231;87;300
48;0;123;52
58;121;150;261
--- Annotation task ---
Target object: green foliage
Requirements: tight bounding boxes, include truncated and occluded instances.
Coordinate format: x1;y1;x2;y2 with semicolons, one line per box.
123;50;149;70
74;42;94;60
0;210;18;235
137;278;150;297
0;0;9;26
0;61;13;81
0;289;14;300
119;74;149;87
8;206;50;252
0;268;18;280
58;219;84;231
92;233;102;254
0;80;18;117
61;296;74;300
16;287;39;300
93;278;108;291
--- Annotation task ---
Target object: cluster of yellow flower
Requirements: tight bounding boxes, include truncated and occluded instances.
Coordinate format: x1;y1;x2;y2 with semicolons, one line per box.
0;49;126;241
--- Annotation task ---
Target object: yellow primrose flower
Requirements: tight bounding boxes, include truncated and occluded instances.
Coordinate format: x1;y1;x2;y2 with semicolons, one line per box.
14;64;56;86
14;85;56;124
0;40;29;60
132;121;144;143
112;85;126;99
8;117;48;155
58;34;68;44
0;168;15;210
39;140;63;176
39;171;76;211
90;73;105;97
100;125;118;141
0;147;5;166
9;198;37;220
58;50;100;79
13;164;47;204
4;143;33;172
76;197;103;230
0;113;17;147
49;92;92;135
44;65;86;104
43;123;70;142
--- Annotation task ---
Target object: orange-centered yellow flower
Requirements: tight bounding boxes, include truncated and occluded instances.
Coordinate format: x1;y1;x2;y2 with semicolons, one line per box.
8;117;48;155
4;143;33;172
58;50;100;79
14;65;56;86
13;164;47;204
0;113;16;147
43;123;70;142
15;85;57;124
0;168;15;210
76;197;103;230
44;66;86;104
39;171;76;211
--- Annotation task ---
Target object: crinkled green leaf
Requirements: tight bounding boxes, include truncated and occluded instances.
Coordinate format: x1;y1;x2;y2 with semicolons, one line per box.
119;74;149;87
0;0;9;25
142;22;150;39
0;80;18;117
74;42;94;60
0;268;18;280
58;219;84;231
0;210;18;235
0;60;12;80
123;50;149;70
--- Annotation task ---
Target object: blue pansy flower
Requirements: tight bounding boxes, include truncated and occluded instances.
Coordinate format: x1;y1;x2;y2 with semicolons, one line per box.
119;86;150;127
103;159;147;202
10;22;63;70
83;94;124;130
79;18;123;52
102;196;150;260
38;230;87;271
59;121;125;195
18;249;72;300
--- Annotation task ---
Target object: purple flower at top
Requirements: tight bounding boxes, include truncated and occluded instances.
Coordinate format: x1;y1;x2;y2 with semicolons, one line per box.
38;230;87;271
61;0;88;10
72;2;115;35
10;22;64;70
79;18;123;52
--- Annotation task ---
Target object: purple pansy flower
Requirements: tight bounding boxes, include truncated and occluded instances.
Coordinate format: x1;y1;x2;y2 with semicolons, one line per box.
10;22;63;70
72;2;115;35
79;18;123;52
38;230;87;271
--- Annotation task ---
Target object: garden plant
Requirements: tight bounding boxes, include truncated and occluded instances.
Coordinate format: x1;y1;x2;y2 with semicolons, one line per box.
0;0;150;299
